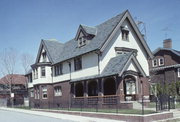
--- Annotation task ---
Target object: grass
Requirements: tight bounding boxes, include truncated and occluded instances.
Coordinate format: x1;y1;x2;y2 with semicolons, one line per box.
50;107;156;115
148;102;156;108
13;106;31;110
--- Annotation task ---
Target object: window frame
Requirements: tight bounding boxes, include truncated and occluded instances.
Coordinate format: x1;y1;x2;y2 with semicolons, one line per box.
54;86;62;96
42;86;48;99
41;66;46;77
152;59;158;67
159;58;164;66
54;63;63;76
42;51;47;62
74;57;82;71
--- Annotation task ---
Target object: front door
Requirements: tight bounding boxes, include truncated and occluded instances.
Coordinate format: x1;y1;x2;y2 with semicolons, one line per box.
124;76;136;101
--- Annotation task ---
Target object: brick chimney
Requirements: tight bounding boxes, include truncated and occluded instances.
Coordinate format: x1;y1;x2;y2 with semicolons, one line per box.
163;39;172;48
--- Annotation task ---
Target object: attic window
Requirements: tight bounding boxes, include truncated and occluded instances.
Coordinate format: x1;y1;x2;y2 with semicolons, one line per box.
42;51;47;62
121;26;129;41
78;36;86;47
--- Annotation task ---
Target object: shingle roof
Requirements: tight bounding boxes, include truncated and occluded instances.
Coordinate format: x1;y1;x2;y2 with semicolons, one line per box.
153;48;180;57
80;24;97;36
0;74;26;85
42;10;126;64
70;53;132;82
101;53;132;77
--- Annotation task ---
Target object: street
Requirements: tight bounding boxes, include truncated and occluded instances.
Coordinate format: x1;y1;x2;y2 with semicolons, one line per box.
0;109;75;122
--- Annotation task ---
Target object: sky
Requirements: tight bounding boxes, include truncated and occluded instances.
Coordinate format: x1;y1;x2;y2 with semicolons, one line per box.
0;0;180;75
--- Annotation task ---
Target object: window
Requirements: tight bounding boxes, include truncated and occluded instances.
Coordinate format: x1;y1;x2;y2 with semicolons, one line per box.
78;37;86;47
152;59;158;67
54;64;63;76
34;87;39;99
30;90;34;97
159;58;164;66
54;86;62;96
42;86;47;99
33;68;38;79
42;51;47;62
178;68;180;78
121;26;129;41
28;75;32;83
74;57;82;71
41;66;46;77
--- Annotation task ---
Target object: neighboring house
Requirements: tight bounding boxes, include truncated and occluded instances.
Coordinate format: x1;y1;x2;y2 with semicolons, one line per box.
26;10;153;109
149;39;180;84
0;74;28;106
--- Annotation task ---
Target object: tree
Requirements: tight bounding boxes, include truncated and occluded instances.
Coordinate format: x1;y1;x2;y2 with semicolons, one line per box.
21;53;34;74
0;48;19;106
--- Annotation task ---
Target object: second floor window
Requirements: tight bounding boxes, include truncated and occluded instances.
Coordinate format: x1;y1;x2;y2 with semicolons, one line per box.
152;59;158;67
41;66;46;77
74;57;82;71
33;68;38;79
159;58;164;66
178;68;180;78
54;64;63;76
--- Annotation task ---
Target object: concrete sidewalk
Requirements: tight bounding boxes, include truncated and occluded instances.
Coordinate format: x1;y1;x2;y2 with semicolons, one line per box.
0;107;125;122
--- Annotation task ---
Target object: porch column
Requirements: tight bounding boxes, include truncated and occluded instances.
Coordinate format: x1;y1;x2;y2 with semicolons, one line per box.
83;81;88;97
98;78;103;96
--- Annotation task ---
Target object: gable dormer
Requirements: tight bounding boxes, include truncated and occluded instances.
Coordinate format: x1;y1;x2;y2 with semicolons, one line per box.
75;24;97;47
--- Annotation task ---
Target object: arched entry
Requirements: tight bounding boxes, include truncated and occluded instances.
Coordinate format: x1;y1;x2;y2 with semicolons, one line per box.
103;77;116;95
88;80;98;96
75;82;83;97
123;75;136;101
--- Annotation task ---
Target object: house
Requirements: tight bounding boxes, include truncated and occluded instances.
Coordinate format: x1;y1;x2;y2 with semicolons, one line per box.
26;10;153;109
149;39;180;84
0;74;28;106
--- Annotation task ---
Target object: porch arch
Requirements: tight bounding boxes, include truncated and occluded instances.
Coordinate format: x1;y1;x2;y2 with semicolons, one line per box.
123;75;136;100
88;80;98;96
75;82;83;97
103;77;116;95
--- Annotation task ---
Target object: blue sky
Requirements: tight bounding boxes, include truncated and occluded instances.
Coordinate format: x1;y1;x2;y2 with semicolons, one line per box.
0;0;180;74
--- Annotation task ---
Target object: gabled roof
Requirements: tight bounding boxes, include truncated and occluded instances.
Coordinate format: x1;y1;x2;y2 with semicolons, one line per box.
35;39;64;64
0;74;26;85
153;47;180;57
102;52;146;77
34;10;152;65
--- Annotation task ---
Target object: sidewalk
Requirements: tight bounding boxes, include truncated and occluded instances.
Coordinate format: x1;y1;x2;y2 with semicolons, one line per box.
0;107;125;122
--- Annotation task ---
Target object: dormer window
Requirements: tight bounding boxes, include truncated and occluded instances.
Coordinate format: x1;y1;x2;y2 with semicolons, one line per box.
78;36;86;47
121;26;129;41
159;58;164;66
152;59;158;67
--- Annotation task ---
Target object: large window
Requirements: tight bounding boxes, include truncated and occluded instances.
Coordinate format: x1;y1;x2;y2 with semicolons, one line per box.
41;66;46;77
42;86;47;99
159;58;164;66
178;68;180;78
54;64;63;76
152;59;158;67
54;86;62;96
74;57;82;71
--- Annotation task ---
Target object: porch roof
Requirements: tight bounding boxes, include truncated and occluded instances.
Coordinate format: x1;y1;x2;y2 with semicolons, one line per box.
70;53;132;82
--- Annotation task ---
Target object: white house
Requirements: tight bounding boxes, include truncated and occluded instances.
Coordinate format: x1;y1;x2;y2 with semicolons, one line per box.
26;10;153;109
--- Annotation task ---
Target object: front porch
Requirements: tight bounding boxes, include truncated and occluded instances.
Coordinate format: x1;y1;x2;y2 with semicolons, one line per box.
70;73;147;109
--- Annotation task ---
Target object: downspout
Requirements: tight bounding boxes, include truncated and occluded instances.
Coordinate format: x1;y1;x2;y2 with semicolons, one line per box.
68;61;72;109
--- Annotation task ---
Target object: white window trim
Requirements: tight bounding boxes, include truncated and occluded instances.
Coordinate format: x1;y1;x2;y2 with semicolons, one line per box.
178;68;180;78
54;87;62;96
159;58;164;66
152;59;158;67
